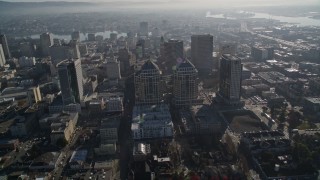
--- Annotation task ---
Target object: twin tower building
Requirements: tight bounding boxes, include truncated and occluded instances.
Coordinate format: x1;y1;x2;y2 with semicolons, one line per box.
135;34;242;107
54;34;242;108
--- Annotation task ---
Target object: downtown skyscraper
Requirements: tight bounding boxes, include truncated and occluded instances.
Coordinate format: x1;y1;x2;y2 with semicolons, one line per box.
173;60;198;107
0;34;11;59
134;60;162;105
191;34;213;74
57;59;83;105
218;54;242;106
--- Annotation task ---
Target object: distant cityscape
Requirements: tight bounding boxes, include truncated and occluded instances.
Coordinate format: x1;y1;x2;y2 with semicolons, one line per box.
0;2;319;180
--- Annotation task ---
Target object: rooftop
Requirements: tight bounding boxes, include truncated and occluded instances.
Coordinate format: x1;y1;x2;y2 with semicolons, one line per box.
221;110;265;134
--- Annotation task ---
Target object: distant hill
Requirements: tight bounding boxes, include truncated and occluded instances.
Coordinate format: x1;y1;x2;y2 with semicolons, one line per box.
0;0;93;7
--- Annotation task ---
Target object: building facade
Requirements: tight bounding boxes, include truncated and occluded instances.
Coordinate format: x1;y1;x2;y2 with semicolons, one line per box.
160;39;184;74
191;34;213;73
134;60;163;105
131;104;173;140
40;32;54;56
57;59;83;105
0;34;11;59
173;60;198;107
218;54;242;106
0;44;5;67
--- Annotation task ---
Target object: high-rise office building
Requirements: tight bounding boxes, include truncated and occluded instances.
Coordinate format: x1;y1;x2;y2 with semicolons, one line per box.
173;60;198;107
251;46;274;61
40;32;53;56
57;59;83;105
118;48;131;75
71;31;80;42
0;44;6;67
87;33;96;41
19;42;35;57
160;39;184;74
49;40;80;65
0;34;11;59
191;34;213;73
218;54;242;106
105;52;121;80
139;22;149;37
134;60;162;105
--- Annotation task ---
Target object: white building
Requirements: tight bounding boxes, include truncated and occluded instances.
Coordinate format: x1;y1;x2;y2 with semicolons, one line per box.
18;56;36;68
131;104;173;140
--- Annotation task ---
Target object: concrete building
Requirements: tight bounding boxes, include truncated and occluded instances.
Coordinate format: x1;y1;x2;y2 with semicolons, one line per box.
105;55;121;80
133;143;151;161
19;42;35;57
87;33;96;41
110;33;117;41
0;34;11;59
134;60;162;105
160;39;184;74
106;97;123;112
29;152;60;170
303;97;320;115
180;105;222;135
100;116;120;144
69;150;87;169
0;44;5;67
173;60;198;107
57;59;83;105
131;104;173;140
50;112;78;145
27;86;42;105
191;34;213;73
40;32;53;56
217;54;242;106
139;22;149;37
219;43;237;56
78;44;88;56
49;42;80;65
251;46;274;62
10;116;30;137
118;48;132;75
71;31;80;42
18;56;36;68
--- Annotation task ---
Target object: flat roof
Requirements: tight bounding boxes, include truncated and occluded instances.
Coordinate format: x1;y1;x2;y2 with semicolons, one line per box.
221;110;265;133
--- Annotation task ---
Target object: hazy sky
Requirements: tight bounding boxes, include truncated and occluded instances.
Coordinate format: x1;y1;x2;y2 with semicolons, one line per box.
3;0;318;3
3;0;319;7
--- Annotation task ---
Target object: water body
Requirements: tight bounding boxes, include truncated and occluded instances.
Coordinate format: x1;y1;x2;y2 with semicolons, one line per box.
207;12;320;26
17;31;127;41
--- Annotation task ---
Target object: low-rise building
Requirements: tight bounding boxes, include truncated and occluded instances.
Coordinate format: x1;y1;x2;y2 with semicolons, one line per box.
18;56;36;68
100;116;120;144
29;152;60;170
303;97;320;116
133;143;151;161
50;112;78;145
131;104;173;140
180;105;222;135
69;150;88;169
106;97;123;112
